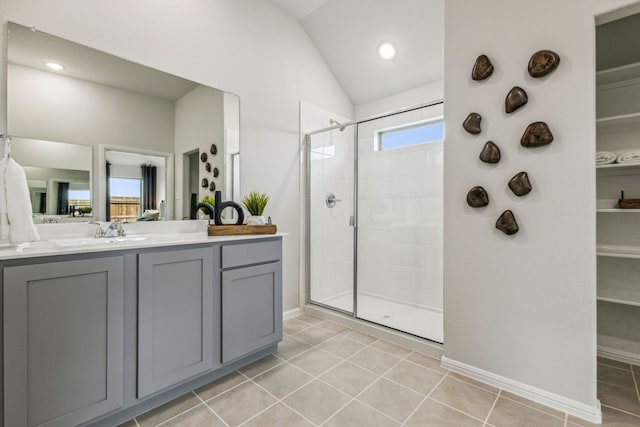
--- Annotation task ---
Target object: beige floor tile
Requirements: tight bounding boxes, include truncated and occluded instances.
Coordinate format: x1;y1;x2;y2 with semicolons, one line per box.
446;372;499;394
318;335;366;358
116;420;137;427
499;391;564;419
429;377;498;420
284;318;313;335
253;363;313;398
295;314;325;325
289;348;342;376
283;380;351;425
405;398;484;427
241;403;314;427
598;357;631;371
320;361;379;396
294;326;335;346
384;360;444;395
160;404;226;427
598;365;637;391
318;320;348;333
598;381;640;416
195;371;247;401
277;336;312;360
358;378;424;423
371;339;412;358
406;352;447;374
238;355;283;378
568;404;640;426
207;381;277;426
325;400;400;427
137;392;201;427
339;329;378;344
349;347;401;374
487;396;564;427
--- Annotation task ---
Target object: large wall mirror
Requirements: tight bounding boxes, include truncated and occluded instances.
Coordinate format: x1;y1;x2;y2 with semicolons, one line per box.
6;22;240;221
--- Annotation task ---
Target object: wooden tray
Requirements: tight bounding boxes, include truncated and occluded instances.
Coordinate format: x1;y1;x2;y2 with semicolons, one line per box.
619;199;640;209
208;224;277;236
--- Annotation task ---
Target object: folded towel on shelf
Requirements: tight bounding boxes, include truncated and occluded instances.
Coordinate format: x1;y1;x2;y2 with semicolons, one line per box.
596;151;616;165
617;151;640;164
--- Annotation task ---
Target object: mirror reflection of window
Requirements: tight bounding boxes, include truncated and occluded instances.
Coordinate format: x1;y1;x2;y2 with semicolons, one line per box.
68;183;91;212
109;178;142;222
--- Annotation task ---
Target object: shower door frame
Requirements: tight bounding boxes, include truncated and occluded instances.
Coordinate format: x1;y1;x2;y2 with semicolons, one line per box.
304;99;445;334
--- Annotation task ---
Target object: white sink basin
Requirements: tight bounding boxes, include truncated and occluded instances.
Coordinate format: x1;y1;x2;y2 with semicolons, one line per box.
47;233;205;249
51;236;148;248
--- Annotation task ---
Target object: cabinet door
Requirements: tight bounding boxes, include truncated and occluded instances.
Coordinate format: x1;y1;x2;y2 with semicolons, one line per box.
4;257;125;427
138;247;216;398
222;261;282;363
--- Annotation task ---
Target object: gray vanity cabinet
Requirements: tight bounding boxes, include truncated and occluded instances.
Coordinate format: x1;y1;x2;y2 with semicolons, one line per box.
221;240;283;363
137;247;218;398
3;256;125;427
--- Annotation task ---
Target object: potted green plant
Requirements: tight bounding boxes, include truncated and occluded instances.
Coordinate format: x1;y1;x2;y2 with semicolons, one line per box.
242;191;270;225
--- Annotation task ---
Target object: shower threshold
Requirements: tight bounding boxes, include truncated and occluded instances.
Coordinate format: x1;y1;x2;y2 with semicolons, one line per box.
317;292;443;343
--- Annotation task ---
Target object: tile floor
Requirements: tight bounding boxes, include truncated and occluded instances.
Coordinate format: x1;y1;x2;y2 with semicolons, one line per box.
118;314;640;426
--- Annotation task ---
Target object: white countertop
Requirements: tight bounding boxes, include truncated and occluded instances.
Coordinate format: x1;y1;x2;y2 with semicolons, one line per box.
0;220;286;260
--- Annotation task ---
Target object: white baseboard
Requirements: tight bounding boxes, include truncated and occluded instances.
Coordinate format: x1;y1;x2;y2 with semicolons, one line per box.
598;346;640;366
441;356;602;424
283;307;302;320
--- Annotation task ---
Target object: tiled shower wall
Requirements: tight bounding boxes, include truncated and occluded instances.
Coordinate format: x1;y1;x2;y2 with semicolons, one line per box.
357;105;443;311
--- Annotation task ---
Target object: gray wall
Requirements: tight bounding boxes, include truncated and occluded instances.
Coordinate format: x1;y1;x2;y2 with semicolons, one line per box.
443;0;639;410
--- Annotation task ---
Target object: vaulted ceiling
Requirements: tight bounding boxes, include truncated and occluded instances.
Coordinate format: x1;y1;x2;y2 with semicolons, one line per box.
268;0;443;105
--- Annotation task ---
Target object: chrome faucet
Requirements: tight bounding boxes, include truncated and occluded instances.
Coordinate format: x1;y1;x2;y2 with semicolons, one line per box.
89;221;107;238
105;221;126;237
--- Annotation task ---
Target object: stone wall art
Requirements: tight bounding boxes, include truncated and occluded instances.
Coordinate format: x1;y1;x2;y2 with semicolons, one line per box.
472;55;494;81
467;186;489;208
479;141;501;164
521;122;553;147
528;50;560;78
464;50;560;237
505;87;528;113
496;210;519;235
463;113;482;134
508;172;532;196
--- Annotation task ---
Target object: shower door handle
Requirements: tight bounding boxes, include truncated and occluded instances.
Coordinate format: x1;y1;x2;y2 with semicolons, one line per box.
349;215;355;226
325;193;342;208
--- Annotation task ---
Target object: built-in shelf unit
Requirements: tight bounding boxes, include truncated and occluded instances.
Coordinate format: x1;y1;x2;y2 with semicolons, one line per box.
596;51;640;364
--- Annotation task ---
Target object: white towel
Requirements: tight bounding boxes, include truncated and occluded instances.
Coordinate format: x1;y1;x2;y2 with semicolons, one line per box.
0;157;39;244
617;151;640;164
596;151;616;165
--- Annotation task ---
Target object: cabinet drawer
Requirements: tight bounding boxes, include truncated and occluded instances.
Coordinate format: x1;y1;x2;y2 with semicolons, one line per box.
222;239;281;269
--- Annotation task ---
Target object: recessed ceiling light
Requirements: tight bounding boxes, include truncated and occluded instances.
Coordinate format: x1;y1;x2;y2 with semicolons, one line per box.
45;62;64;71
378;42;396;60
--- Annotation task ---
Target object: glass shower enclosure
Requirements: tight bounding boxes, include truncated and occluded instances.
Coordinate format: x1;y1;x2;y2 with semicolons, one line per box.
306;101;444;343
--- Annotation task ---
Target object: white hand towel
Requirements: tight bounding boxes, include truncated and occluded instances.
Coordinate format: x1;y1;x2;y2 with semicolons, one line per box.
596;151;616;165
0;157;39;244
617;151;640;164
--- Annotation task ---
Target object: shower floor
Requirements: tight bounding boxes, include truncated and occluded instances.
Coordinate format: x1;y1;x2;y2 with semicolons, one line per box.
318;291;443;343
